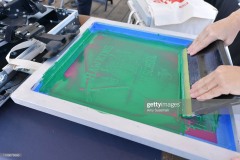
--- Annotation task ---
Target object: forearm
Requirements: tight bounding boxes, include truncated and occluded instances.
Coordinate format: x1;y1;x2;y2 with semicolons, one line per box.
230;9;240;32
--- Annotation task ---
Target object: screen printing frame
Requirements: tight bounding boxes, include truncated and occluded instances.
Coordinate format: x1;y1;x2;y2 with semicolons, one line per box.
45;7;79;35
11;18;240;160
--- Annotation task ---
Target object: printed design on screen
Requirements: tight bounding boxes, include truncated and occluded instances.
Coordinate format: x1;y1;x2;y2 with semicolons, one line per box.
35;23;236;151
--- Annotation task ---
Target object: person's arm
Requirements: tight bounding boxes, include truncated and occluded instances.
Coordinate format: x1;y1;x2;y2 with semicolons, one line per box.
187;9;240;55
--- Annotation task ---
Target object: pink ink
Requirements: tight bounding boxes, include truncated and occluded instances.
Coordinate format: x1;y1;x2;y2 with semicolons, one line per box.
64;61;78;78
165;54;178;64
97;35;104;40
185;128;217;143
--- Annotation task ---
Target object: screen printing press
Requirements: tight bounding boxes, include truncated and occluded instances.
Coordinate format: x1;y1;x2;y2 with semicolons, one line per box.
0;0;80;105
7;17;240;160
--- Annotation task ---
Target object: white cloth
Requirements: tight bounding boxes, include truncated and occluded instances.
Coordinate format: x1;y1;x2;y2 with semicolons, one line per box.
146;0;218;26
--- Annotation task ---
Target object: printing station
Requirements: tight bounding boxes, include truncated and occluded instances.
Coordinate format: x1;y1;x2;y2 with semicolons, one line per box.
1;0;240;160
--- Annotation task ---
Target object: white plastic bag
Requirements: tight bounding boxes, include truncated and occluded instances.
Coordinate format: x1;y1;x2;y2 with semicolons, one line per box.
146;0;218;35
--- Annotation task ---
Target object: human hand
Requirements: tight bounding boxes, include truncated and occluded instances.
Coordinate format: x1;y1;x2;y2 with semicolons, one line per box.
188;9;240;55
231;157;240;160
190;65;240;100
